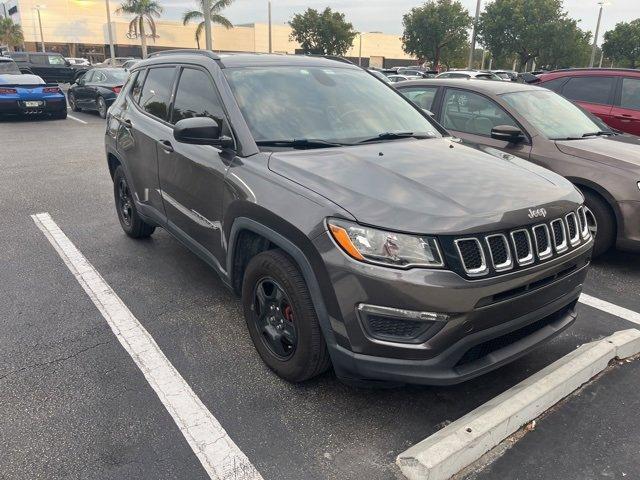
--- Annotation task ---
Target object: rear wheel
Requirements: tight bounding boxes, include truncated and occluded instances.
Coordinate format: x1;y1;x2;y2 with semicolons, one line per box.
97;96;107;119
113;166;155;238
242;249;330;382
68;92;80;112
582;189;615;257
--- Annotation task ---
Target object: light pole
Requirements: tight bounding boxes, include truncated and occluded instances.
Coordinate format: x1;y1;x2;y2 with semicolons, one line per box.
358;32;365;66
268;0;272;53
467;0;481;69
203;0;212;50
589;1;608;68
105;0;115;60
34;5;45;52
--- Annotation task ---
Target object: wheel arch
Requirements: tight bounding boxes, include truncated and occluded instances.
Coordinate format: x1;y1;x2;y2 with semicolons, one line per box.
566;176;620;234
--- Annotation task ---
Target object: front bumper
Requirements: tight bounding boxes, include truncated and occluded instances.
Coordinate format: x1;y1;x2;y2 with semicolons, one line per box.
616;200;640;252
0;97;66;116
314;232;592;385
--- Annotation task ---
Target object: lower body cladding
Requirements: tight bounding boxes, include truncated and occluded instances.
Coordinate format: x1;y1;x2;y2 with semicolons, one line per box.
0;97;66;116
313;232;593;385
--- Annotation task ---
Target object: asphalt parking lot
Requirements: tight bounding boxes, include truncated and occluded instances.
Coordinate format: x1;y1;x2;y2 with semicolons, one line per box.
1;111;640;480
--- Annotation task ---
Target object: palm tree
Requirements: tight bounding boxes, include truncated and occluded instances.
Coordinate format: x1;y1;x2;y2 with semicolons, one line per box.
182;0;234;50
0;17;24;52
116;0;163;58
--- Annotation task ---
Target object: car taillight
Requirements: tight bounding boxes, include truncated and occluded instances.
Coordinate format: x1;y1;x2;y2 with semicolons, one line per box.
0;87;17;94
111;86;122;94
43;87;62;94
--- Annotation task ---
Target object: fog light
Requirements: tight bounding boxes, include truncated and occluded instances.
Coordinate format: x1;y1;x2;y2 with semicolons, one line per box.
357;304;448;344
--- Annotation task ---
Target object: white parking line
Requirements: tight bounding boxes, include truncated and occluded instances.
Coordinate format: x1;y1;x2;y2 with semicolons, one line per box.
67;115;87;124
31;212;263;480
580;293;640;326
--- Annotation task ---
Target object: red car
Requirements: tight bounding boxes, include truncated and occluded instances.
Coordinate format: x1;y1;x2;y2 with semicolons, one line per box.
537;68;640;136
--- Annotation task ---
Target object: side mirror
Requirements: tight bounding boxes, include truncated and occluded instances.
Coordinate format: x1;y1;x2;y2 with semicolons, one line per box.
173;117;234;148
491;125;525;143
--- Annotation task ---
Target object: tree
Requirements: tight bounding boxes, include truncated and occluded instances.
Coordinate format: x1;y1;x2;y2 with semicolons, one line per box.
0;17;24;52
537;19;591;69
478;0;568;71
602;20;640;69
289;7;357;56
116;0;163;58
182;0;233;50
401;0;471;71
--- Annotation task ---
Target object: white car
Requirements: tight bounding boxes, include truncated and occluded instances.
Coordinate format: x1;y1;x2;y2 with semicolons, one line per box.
435;70;502;80
66;57;91;67
387;74;422;83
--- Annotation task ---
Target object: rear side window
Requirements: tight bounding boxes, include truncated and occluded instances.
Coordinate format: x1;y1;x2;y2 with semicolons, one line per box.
10;53;27;61
93;71;107;83
620;78;640;110
562;76;615;105
401;87;438;110
138;67;175;121
83;71;95;82
29;55;47;65
171;68;225;124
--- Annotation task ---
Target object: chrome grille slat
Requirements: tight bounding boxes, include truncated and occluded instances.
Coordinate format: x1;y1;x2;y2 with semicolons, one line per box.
577;206;590;239
550;218;568;253
510;229;534;266
532;224;553;260
454;238;488;277
565;212;580;246
485;234;513;272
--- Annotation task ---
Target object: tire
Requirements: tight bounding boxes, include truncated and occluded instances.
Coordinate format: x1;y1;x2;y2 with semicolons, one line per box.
581;189;615;257
242;249;331;382
97;96;107;119
113;166;155;238
68;92;81;112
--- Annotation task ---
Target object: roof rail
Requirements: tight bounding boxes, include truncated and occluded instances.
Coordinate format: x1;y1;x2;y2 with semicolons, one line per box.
304;54;356;66
147;49;220;60
546;67;640;74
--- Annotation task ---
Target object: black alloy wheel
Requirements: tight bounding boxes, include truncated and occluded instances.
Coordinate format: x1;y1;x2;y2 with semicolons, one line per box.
252;277;298;359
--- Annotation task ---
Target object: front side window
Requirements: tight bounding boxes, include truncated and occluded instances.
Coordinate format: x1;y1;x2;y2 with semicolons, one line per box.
82;70;95;83
130;70;146;102
172;68;225;124
93;71;107;83
502;89;604;140
441;89;517;136
224;66;441;144
562;76;615;105
621;78;640;110
401;87;438;110
47;55;66;65
138;67;175;121
540;77;567;92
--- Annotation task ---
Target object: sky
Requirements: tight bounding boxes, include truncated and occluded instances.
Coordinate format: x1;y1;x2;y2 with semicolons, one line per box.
161;0;638;43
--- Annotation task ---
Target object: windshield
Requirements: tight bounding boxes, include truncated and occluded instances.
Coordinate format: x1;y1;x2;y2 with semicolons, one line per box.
223;66;441;145
0;61;20;74
501;89;606;140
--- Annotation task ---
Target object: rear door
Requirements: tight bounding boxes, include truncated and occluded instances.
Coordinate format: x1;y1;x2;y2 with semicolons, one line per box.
610;77;640;135
116;66;178;223
559;75;616;127
157;66;231;264
438;87;532;158
27;54;48;80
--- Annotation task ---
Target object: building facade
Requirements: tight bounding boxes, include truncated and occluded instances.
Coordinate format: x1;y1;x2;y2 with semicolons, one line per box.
0;0;415;67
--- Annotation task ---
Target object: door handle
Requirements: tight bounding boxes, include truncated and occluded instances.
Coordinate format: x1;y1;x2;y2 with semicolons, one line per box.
614;114;633;121
158;139;174;153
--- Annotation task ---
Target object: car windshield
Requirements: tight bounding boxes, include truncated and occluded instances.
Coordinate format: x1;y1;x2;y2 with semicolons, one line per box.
223;66;441;145
501;89;607;140
0;61;20;74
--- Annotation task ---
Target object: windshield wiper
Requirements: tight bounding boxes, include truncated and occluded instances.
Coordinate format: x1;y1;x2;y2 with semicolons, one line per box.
356;132;431;144
581;131;614;138
256;139;348;149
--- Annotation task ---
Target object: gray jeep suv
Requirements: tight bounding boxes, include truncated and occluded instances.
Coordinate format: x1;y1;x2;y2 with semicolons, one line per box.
105;51;593;386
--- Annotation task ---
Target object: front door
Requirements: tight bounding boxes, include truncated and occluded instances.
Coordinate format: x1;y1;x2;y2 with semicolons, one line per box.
157;66;231;266
437;87;532;159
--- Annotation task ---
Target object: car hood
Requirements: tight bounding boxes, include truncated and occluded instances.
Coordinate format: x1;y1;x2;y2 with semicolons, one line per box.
555;136;640;172
0;74;45;85
268;138;581;234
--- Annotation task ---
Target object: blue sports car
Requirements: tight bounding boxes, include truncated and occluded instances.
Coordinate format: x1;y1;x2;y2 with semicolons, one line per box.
0;56;67;119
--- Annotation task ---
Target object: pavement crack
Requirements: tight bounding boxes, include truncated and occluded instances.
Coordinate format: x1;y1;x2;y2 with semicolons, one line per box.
0;339;112;383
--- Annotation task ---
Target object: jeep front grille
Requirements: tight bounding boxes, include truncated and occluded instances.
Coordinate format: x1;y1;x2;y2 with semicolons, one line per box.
451;208;590;278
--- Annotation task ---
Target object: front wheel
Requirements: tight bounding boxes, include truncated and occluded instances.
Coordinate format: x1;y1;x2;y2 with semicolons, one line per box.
113;166;155;238
582;190;615;257
242;249;331;383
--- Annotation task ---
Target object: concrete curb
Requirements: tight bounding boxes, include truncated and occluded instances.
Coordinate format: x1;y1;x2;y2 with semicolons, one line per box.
396;329;640;480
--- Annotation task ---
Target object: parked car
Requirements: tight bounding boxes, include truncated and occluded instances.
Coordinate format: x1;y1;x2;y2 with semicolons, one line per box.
490;70;518;82
105;51;592;386
0;57;67;119
6;51;76;83
368;69;392;83
66;57;91;67
387;74;421;83
99;56;137;68
436;70;502;81
396;78;640;255
397;67;438;78
121;59;139;71
536;68;640;136
68;68;128;118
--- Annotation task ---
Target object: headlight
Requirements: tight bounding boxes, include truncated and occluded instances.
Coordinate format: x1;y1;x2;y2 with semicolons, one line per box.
637;181;640;192
327;218;444;268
